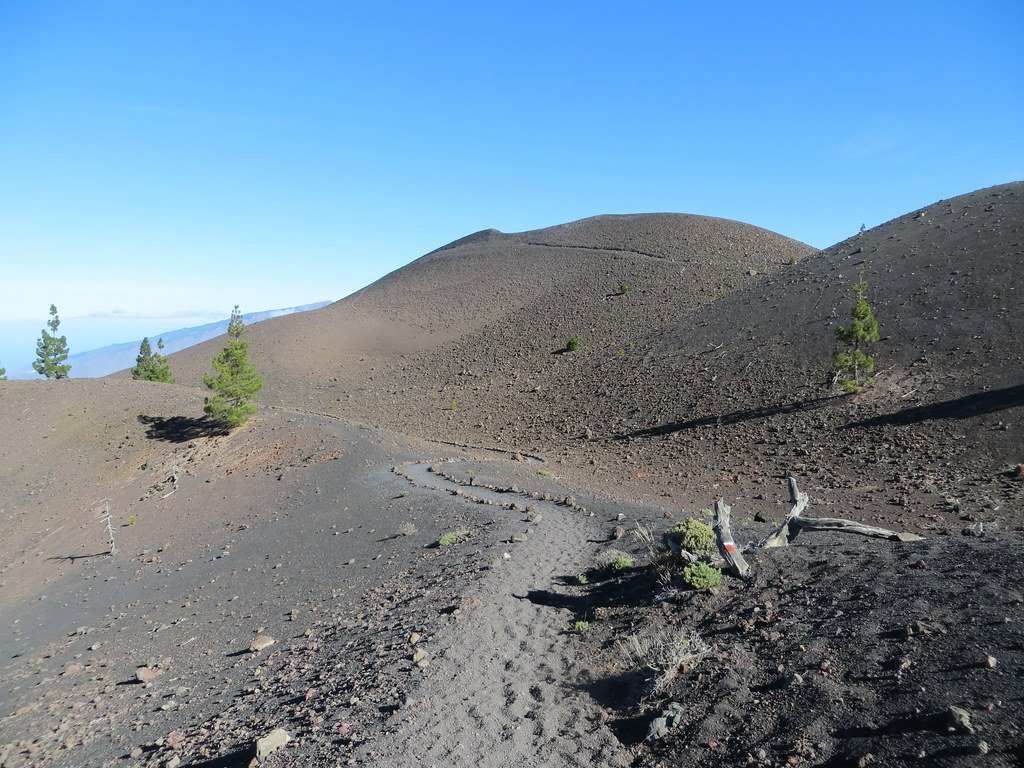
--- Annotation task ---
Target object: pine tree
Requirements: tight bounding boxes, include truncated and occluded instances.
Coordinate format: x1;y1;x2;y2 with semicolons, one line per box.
33;304;72;379
834;268;880;393
203;306;262;429
0;363;6;381
132;337;174;382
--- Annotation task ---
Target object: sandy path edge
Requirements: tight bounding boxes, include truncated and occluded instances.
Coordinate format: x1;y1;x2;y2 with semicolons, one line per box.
359;460;633;767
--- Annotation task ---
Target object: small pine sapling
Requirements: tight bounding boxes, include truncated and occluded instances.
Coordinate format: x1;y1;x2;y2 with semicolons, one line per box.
834;268;880;393
204;306;262;428
33;304;72;379
132;337;174;382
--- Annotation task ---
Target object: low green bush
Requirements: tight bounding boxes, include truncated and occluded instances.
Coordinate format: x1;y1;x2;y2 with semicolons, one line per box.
682;561;721;590
663;518;717;559
436;530;468;547
610;553;634;571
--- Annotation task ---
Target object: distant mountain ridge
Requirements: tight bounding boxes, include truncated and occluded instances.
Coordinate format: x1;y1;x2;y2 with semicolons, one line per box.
10;301;331;379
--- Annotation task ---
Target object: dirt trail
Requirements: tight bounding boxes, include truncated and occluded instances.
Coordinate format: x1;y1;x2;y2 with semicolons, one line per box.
364;459;633;767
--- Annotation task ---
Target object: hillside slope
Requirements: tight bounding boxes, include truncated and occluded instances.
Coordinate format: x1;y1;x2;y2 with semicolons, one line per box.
167;189;1022;526
170;213;815;430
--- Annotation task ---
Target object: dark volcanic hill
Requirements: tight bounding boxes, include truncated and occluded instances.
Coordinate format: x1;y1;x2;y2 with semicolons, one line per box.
170;213;815;433
171;188;1022;525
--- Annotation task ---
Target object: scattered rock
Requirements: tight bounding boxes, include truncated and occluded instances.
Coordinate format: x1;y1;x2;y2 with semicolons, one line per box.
250;635;276;653
135;666;158;684
409;632;422;645
647;701;685;740
255;728;290;759
945;706;975;734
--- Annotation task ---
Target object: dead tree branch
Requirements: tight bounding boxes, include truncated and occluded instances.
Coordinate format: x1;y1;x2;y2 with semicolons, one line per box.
713;498;750;577
764;476;808;548
99;499;116;556
764;476;922;546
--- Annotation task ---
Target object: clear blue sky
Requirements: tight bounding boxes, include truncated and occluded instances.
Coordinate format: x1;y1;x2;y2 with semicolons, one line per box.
1;1;1021;373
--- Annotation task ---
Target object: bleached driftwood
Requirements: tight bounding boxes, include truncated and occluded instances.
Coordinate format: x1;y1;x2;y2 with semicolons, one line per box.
713;498;750;577
763;476;808;548
764;476;923;546
100;499;116;556
789;516;924;542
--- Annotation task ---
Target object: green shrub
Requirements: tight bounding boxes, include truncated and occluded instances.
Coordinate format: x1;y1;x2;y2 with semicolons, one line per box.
573;620;590;634
436;530;468;547
610;554;634;571
663;518;717;560
576;572;589;585
682;562;721;590
450;398;459;410
617;282;631;296
566;337;580;352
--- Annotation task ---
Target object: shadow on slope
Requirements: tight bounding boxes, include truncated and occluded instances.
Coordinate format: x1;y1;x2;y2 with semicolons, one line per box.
621;394;846;438
846;383;1024;428
181;747;255;768
138;414;226;442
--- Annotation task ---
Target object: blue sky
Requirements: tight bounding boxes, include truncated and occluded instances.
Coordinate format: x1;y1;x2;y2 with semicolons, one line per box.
1;1;1021;373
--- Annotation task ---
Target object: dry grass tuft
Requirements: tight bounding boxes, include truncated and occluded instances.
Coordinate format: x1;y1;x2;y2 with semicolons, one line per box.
619;625;711;692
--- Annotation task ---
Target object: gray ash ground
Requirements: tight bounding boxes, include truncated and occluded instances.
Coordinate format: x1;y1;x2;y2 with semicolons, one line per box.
577;530;1024;768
